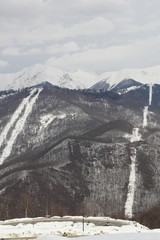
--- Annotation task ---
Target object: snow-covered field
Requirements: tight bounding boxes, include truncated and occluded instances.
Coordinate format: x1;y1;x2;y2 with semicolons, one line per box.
0;216;160;239
37;232;160;240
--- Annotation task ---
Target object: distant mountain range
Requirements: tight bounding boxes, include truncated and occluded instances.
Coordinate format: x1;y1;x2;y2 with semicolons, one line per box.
0;64;160;91
0;64;97;91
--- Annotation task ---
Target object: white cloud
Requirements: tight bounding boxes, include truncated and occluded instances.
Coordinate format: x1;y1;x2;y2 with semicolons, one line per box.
0;60;8;68
26;48;42;55
46;42;80;54
16;17;113;46
71;17;114;36
2;47;41;56
45;36;160;72
0;17;113;47
2;48;21;56
123;20;160;34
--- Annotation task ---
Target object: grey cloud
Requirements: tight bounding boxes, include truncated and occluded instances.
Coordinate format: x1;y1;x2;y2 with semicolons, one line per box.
0;60;8;68
0;0;45;18
45;0;131;17
2;17;113;46
45;36;160;72
46;42;80;54
1;47;42;56
0;0;160;73
74;0;131;15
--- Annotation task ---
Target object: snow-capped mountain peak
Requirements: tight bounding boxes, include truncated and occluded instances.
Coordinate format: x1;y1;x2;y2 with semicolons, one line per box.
0;64;97;91
92;65;160;90
1;64;160;91
0;64;65;91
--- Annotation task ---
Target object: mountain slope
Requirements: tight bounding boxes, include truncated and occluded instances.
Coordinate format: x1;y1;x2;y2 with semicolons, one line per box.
0;84;160;225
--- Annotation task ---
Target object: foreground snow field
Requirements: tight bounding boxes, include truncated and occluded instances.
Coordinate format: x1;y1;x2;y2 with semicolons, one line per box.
37;233;160;240
0;216;160;239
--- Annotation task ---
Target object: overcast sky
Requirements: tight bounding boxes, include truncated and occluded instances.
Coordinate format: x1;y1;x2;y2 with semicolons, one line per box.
0;0;160;73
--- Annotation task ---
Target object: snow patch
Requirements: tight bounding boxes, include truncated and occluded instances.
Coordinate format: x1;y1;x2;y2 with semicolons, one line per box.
39;113;66;130
143;106;149;128
0;88;42;165
18;170;28;181
149;84;153;106
0;95;6;99
0;93;15;99
125;127;141;218
0;187;6;195
118;85;140;94
125;148;137;218
125;86;140;92
0;88;37;149
40;114;56;129
130;128;141;142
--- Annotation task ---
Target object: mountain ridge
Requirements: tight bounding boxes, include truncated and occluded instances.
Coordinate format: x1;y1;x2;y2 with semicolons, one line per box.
1;64;160;91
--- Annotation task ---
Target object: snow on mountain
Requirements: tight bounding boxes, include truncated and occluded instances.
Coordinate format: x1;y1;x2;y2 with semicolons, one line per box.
0;64;97;91
69;69;97;89
0;88;42;165
92;65;160;90
1;64;160;91
0;64;64;91
58;70;97;89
